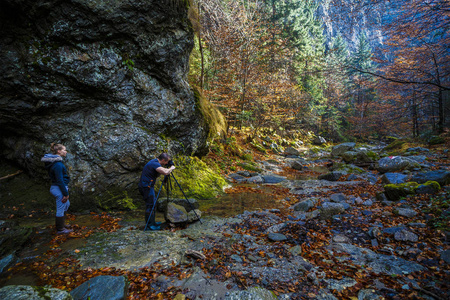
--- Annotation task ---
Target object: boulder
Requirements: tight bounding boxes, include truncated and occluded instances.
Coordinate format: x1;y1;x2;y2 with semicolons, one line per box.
381;173;408;184
157;198;199;213
406;147;429;152
224;287;277;300
416;181;441;194
166;203;188;223
313;136;327;145
376;156;419;173
0;0;225;202
0;285;72;300
411;170;450;186
284;147;300;156
394;230;419;242
331;143;356;156
341;150;377;164
395;208;418;218
320;202;345;220
384;182;419;201
329;193;346;203
318;171;346;181
246;176;264;184
261;174;286;184
267;233;287;242
293;198;318;212
290;160;304;170
70;275;127;300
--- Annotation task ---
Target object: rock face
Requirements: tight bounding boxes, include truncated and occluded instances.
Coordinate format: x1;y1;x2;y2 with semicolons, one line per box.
0;0;224;201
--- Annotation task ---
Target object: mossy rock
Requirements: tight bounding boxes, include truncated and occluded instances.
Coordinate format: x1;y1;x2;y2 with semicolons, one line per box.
251;142;267;154
237;162;263;173
157;156;227;199
383;139;406;151
428;136;445;145
384;182;419;201
193;88;227;141
416;181;441;194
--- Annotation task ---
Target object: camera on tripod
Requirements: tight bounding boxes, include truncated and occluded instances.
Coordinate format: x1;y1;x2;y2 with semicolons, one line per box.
167;160;175;167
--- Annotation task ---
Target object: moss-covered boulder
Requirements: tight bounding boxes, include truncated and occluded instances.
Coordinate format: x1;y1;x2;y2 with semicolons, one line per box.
157;156;227;199
384;182;419;201
416;181;441;195
428;136;445;145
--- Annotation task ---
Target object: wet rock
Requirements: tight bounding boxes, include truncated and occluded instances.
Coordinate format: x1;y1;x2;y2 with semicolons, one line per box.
331;143;356;156
0;285;72;300
0;221;32;258
288;245;302;256
313;136;327;145
157;198;199;213
377;156;419;173
224;286;277;300
181;268;236;299
381;173;408;184
411;170;450;186
320;202;345;220
415;181;441;194
382;226;407;235
394;230;419;242
267;233;287;242
318;171;346;181
325;277;357;291
228;173;246;182
440;249;450;264
293;198;318;212
284;147;300;156
246;176;264;184
0;253;16;274
266;223;286;234
329;193;346;203
166;203;189;223
362;200;373;206
406;147;429;152
237;171;252;177
289;160;304;170
358;289;384;300
395;208;417;218
332;235;351;243
70;275;127;300
261;174;286;184
327;243;425;275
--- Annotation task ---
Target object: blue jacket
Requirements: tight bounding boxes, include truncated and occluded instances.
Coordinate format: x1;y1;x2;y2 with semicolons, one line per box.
139;158;162;188
41;154;70;196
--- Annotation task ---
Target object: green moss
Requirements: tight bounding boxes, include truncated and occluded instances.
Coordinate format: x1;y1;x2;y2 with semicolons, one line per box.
242;153;253;161
428;136;445;145
237;162;263;173
250;142;267;154
96;190;137;211
158;156;227;199
192;88;227;141
422;181;441;190
366;151;379;160
32;286;53;300
384;182;419;201
384;139;406;151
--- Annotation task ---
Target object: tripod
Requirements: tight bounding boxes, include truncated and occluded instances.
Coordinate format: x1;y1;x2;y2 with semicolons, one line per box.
144;172;202;231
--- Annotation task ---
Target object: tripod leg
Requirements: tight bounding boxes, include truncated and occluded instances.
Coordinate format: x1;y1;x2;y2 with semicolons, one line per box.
170;173;202;224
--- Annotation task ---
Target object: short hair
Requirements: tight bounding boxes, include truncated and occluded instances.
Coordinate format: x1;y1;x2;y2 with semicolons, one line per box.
158;153;170;161
50;143;65;154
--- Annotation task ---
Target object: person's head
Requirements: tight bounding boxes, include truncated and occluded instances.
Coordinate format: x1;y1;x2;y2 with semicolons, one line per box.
157;153;171;165
51;143;67;157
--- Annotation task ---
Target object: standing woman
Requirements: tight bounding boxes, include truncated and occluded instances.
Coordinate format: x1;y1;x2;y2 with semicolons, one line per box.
41;143;73;234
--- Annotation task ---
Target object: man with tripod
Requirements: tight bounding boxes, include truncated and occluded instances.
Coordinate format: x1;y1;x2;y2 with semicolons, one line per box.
138;153;175;230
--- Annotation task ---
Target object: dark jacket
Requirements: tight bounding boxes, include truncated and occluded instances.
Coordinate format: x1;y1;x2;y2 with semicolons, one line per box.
41;154;70;196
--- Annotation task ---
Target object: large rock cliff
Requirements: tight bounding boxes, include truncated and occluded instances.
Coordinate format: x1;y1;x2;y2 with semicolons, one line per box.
0;0;224;201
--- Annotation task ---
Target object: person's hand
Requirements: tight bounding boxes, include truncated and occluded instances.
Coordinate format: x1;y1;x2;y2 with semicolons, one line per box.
62;195;69;203
169;166;175;172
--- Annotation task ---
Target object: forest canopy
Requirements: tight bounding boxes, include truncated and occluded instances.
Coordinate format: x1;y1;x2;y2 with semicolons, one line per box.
187;0;450;141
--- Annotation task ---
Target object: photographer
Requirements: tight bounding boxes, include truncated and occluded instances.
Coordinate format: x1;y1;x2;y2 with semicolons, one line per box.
138;153;175;230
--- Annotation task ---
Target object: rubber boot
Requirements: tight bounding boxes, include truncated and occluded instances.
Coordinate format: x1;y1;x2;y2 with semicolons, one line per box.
56;216;72;234
145;211;160;231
